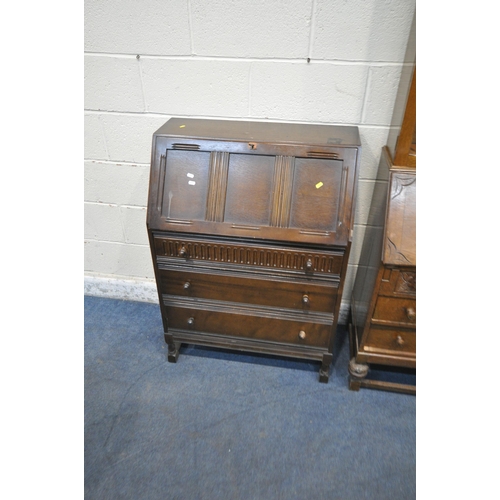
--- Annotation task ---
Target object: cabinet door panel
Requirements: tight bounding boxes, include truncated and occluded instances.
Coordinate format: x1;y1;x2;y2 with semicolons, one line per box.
224;154;275;226
289;158;343;232
161;150;210;221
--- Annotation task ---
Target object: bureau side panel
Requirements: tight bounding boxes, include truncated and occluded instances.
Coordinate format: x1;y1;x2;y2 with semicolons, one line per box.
350;148;390;340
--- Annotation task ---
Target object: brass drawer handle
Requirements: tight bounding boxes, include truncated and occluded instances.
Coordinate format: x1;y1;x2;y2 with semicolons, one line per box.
405;307;416;321
302;294;310;304
298;330;306;340
396;335;405;346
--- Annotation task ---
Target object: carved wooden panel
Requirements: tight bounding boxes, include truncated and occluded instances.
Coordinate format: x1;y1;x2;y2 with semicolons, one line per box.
383;171;416;265
153;235;344;276
395;271;416;294
379;268;416;296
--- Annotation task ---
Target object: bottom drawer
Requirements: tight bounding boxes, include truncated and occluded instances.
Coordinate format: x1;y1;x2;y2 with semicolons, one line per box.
363;326;415;356
165;304;332;349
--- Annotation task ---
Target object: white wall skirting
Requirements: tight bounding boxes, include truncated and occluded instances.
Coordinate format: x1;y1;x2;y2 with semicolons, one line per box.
84;275;351;324
84;275;159;304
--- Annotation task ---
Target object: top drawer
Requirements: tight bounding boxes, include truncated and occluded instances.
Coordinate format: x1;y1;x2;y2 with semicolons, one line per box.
153;233;345;278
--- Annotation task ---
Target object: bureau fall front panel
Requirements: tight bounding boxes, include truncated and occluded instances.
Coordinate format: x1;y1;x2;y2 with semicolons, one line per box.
148;141;357;246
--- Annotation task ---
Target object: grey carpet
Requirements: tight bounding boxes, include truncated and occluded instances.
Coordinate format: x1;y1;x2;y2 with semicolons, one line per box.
85;296;415;499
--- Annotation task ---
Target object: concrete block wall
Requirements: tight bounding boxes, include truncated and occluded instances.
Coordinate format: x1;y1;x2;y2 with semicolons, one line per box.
84;0;416;320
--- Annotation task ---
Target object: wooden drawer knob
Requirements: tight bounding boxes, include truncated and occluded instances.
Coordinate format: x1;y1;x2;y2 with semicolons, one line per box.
405;307;416;321
187;317;194;326
298;330;306;340
396;335;405;346
183;281;191;290
178;245;188;258
305;259;313;271
302;294;310;304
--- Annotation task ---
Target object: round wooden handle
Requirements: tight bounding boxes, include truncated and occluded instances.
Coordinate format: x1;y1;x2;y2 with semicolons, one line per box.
302;294;310;304
405;307;416;321
298;330;306;340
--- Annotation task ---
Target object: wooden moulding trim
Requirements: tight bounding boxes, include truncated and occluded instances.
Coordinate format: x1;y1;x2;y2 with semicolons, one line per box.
168;329;328;360
162;294;335;324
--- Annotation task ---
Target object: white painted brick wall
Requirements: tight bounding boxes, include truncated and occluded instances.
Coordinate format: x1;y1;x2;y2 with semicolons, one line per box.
84;0;416;312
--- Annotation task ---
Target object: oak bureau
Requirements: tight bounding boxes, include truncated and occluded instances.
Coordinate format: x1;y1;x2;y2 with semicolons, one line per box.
349;63;416;393
146;118;361;382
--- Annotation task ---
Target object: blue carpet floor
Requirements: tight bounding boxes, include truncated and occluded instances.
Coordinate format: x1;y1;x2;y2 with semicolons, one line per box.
84;295;416;499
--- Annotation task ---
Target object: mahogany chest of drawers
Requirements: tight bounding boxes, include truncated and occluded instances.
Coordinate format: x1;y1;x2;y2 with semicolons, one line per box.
146;118;361;382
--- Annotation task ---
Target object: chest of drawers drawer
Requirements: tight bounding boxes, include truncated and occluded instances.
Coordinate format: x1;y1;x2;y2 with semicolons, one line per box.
163;298;332;349
158;268;338;313
364;326;415;356
372;296;416;326
153;234;345;278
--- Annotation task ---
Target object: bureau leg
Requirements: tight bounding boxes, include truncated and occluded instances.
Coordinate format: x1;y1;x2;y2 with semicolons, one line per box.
319;353;333;383
348;357;369;391
164;335;180;363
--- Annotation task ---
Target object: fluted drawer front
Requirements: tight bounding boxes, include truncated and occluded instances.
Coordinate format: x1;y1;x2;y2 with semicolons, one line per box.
164;303;331;349
158;268;337;313
364;327;415;356
153;234;344;276
372;296;416;326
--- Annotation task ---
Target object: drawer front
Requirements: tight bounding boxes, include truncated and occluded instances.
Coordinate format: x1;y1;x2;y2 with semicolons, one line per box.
153;234;344;277
158;268;337;313
379;267;416;296
364;327;415;356
372;296;416;326
165;304;331;349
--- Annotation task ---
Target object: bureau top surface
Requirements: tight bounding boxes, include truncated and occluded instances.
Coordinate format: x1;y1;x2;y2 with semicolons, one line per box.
154;118;360;148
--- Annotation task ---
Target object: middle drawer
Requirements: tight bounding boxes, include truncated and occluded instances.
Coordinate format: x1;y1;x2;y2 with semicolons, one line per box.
158;267;337;313
372;296;416;326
